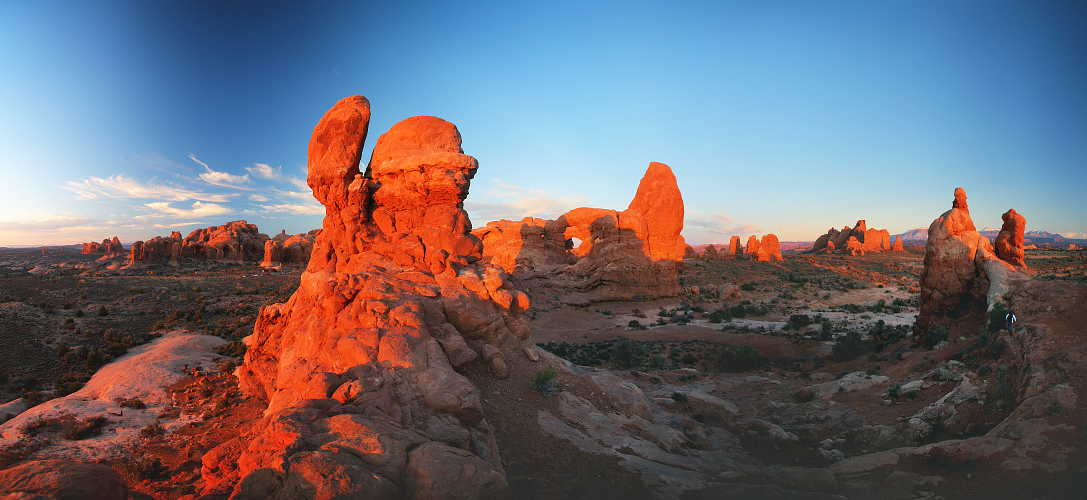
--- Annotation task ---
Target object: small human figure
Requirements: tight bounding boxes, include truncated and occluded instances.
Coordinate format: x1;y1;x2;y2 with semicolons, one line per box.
1006;311;1017;333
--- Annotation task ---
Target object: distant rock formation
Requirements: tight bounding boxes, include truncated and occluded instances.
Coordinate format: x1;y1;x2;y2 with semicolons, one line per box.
757;233;783;261
994;209;1027;270
180;220;268;262
916;188;1030;334
472;218;572;274
81;236;124;256
125;232;182;269
474;162;687;305
745;235;760;258
226;96;526;499
699;244;719;259
892;235;904;251
812;220;898;255
261;229;319;267
729;235;743;256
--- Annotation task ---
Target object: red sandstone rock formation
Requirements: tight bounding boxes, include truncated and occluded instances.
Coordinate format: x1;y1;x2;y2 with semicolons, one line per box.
812;220;899;255
0;459;129;500
745;235;760;258
995;209;1027;270
261;229;320;268
125;231;183;269
893;235;904;251
474;162;687;305
729;235;743;256
223;96;527;499
916;188;1029;334
699;244;719;259
181;221;268;262
626;162;687;261
81;236;124;255
757;234;783;261
472;217;572;273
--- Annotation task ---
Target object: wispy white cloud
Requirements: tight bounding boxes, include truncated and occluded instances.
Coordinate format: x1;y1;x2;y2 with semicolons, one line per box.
246;163;282;181
258;203;325;216
464;180;584;223
1059;232;1087;239
60;174;233;203
141;201;233;219
684;212;760;241
249;194;270;202
191;154;250;188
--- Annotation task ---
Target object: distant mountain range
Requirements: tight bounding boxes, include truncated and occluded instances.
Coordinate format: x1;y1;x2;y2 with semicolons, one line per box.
896;228;1085;247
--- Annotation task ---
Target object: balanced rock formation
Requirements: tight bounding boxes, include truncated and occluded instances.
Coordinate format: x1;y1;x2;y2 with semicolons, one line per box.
261;229;320;268
81;236;124;256
994;208;1027;270
224;96;527;499
474;162;687;305
181;220;268;262
812;220;897;255
916;188;1029;333
125;231;182;269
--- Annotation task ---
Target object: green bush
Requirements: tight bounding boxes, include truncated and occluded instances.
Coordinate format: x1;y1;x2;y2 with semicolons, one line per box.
987;302;1010;334
671;392;688;402
614;339;648;368
729;305;747;318
832;332;866;362
715;344;767;373
62;416;107;440
921;327;949;350
97;306;108;316
531;365;564;396
740;282;757;292
788;314;812;330
708;309;731;323
887;383;901;399
627;320;647;330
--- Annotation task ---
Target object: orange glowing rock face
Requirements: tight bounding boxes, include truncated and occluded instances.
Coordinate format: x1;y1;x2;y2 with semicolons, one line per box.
222;96;524;498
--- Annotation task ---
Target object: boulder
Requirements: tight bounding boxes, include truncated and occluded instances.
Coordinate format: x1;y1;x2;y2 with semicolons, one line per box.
231;96;526;499
0;460;128;500
994;209;1026;270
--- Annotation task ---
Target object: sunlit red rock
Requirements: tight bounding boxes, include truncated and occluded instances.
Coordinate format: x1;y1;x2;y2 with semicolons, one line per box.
181;221;269;262
745;235;760;258
756;233;783;261
224;96;526;499
995;209;1027;270
262;229;319;268
81;236;124;256
729;235;743;256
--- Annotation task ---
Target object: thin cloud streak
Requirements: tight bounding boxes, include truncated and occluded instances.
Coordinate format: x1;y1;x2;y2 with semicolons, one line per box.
60;174;233;203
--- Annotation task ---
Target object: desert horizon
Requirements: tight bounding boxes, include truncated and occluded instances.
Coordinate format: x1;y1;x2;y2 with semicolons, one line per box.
1;2;1085;500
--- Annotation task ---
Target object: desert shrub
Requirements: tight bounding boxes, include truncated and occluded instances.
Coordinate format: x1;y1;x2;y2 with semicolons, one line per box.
62;415;107;440
118;397;146;409
21;390;45;407
614;339;648;368
74;309;83;317
97;306;108;316
216;341;247;358
714;344;768;373
740;282;757;292
646;356;666;370
868;299;886;313
141;420;164;437
133;457;168;480
600;309;612;316
905;389;918;401
681;353;698;364
987;302;1010;334
832;332;866;362
55;341;69;358
993;365;1016;409
628;320;647;330
887;383;901;399
671;392;688;403
921;327;949;350
820;321;833;341
867;353;879;362
531;365;564;396
866;366;880;376
729;305;747;318
218;359;236;374
708;309;731;323
788;314;812;330
62;301;72;309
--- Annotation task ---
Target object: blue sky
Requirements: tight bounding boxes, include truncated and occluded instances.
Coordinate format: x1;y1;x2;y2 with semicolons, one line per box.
1;1;1085;246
